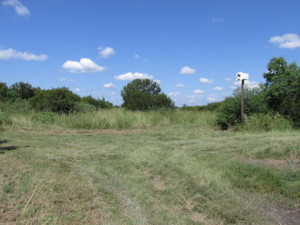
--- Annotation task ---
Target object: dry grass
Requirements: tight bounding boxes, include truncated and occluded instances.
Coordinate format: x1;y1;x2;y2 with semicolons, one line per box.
0;125;299;224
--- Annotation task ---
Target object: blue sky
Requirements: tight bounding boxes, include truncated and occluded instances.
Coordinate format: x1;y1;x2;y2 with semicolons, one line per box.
1;0;300;106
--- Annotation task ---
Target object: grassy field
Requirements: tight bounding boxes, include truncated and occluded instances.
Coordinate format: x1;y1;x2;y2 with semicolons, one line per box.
0;111;300;224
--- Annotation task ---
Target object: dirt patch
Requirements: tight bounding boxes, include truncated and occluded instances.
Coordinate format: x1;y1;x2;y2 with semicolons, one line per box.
143;168;167;191
186;195;220;225
153;177;166;191
265;205;300;225
189;213;219;225
33;128;147;136
247;158;299;168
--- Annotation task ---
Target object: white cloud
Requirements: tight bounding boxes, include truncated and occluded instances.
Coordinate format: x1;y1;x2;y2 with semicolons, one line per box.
74;88;80;93
213;87;223;91
0;48;48;61
212;17;223;22
225;78;232;82
233;80;260;89
207;97;217;102
2;0;30;16
62;58;105;73
180;66;196;74
188;99;196;103
103;83;116;89
154;80;161;84
134;54;140;59
270;33;300;49
114;72;153;80
168;92;180;97
175;84;184;87
59;78;75;82
193;89;205;94
199;77;213;84
98;47;115;58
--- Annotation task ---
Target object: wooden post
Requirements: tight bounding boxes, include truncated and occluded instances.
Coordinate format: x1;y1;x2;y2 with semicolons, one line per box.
241;79;245;123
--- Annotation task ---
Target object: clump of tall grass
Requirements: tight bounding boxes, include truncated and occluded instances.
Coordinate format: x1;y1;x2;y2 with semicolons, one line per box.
0;112;12;126
9;109;217;130
238;113;292;132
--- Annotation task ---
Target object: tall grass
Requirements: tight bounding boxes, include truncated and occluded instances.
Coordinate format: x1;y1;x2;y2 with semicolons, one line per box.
9;109;217;130
238;113;292;132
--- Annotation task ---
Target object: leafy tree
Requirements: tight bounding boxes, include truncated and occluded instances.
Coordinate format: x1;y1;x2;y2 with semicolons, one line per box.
10;82;36;99
30;88;80;113
82;95;113;109
263;57;300;126
0;82;8;102
121;79;173;110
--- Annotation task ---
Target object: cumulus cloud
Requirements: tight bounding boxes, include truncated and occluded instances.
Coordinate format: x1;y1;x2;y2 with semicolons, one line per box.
212;17;223;22
59;78;75;83
232;80;260;89
175;84;184;87
168;92;180;97
213;87;223;91
114;72;153;80
0;48;48;61
193;89;205;94
199;77;213;84
62;58;105;73
98;47;115;58
103;83;116;89
180;66;196;74
207;97;217;101
270;33;300;49
2;0;30;16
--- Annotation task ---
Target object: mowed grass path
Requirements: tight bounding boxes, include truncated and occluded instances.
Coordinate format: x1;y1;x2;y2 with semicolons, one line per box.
0;126;299;224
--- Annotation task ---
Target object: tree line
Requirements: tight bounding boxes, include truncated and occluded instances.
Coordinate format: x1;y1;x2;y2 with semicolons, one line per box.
0;57;299;129
0;83;113;113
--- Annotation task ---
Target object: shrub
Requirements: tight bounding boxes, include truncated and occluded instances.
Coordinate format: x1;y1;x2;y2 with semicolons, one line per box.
74;102;97;113
30;88;80;113
82;96;113;109
0;82;8;102
10;82;37;100
217;89;269;130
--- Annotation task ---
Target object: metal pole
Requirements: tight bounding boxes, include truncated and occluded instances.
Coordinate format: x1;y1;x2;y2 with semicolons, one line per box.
241;79;245;123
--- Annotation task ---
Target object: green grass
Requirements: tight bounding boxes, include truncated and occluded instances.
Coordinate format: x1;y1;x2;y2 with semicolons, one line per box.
0;109;300;225
0;110;299;224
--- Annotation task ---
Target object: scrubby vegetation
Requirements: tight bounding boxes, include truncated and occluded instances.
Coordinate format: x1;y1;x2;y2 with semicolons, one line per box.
0;57;299;224
216;57;300;130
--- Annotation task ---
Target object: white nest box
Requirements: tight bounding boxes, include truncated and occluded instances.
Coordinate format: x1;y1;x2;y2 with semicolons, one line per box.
236;72;249;81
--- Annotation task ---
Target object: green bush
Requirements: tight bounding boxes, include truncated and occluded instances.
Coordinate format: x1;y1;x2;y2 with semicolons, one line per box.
82;96;113;109
217;89;269;130
74;102;97;113
30;88;80;113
